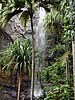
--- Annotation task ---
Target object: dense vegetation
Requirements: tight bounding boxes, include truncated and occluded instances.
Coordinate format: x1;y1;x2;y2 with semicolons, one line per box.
0;0;75;100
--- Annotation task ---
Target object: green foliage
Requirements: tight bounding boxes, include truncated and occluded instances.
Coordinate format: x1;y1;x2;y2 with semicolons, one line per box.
60;0;74;49
44;10;63;28
0;0;37;27
0;0;25;27
0;86;4;91
0;38;32;75
41;1;74;99
59;52;69;66
42;62;66;85
14;0;25;8
49;44;65;60
19;11;29;27
41;62;74;100
44;84;73;100
0;0;15;27
41;57;73;100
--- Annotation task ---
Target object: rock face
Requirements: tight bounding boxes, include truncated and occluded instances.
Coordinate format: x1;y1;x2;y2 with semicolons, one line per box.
0;91;16;100
0;80;31;100
0;27;12;50
5;15;32;41
0;93;16;100
0;15;31;50
5;15;25;40
34;78;43;99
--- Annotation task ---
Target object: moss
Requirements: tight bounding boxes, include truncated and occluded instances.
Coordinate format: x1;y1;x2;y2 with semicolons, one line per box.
0;86;4;90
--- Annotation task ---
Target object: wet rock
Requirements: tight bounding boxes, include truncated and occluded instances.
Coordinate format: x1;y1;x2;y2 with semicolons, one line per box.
7;89;17;97
2;90;7;94
11;91;17;97
34;77;44;99
0;80;31;100
0;92;16;100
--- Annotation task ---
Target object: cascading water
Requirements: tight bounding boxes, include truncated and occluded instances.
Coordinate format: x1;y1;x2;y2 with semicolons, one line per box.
35;7;46;73
34;7;46;99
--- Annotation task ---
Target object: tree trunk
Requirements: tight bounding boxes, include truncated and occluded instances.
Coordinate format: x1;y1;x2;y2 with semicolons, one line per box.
66;57;70;84
65;42;70;84
30;3;35;100
72;40;75;100
17;73;21;100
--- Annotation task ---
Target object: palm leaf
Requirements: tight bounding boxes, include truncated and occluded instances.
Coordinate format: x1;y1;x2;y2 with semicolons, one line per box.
25;0;31;5
14;62;19;72
28;61;31;76
14;0;25;9
19;11;29;27
59;51;69;66
0;0;8;3
23;61;26;73
20;62;22;72
1;9;23;27
2;65;8;72
0;38;32;77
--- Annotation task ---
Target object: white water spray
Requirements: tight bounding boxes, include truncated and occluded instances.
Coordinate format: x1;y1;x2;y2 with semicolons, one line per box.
34;7;46;99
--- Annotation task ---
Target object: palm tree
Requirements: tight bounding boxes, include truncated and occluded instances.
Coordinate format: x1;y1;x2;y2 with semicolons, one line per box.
71;0;75;99
72;36;75;100
0;0;36;99
0;39;32;100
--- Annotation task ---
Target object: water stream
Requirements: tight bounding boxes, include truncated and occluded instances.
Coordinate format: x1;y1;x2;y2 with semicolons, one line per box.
34;7;46;99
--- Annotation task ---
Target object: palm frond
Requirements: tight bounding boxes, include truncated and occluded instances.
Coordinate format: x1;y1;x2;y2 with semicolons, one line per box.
43;10;63;28
1;9;23;27
14;0;25;9
23;61;26;73
59;51;69;66
28;61;31;76
25;0;31;5
19;11;29;27
0;38;31;76
14;63;19;70
2;65;8;72
0;0;8;3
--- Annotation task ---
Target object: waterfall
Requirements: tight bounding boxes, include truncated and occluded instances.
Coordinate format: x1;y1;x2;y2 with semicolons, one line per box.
34;7;46;99
35;7;46;72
